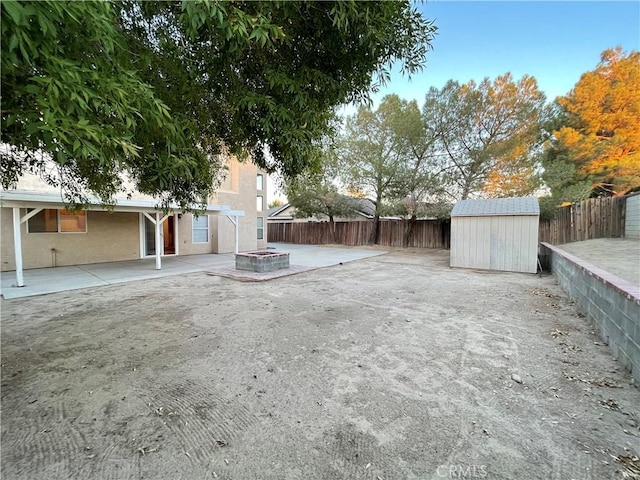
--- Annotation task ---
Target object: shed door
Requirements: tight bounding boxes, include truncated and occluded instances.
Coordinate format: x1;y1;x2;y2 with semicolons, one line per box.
489;216;537;273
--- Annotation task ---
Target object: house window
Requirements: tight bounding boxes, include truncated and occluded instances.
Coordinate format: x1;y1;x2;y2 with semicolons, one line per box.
28;209;58;233
27;209;87;233
257;217;264;240
257;174;264;191
257;195;264;212
192;215;209;243
59;210;86;232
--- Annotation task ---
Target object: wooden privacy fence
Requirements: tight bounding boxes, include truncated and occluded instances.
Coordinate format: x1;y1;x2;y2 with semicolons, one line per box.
270;197;626;248
538;196;626;245
268;219;451;248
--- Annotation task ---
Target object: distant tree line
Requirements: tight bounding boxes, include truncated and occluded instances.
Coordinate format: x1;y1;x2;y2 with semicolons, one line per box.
285;47;639;244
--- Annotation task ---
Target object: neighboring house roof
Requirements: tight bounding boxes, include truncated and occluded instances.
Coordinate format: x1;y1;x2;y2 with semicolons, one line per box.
267;203;294;221
267;197;376;221
352;197;375;218
267;204;290;217
451;197;540;217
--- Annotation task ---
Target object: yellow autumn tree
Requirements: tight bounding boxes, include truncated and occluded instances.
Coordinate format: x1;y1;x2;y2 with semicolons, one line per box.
484;146;539;198
555;47;640;195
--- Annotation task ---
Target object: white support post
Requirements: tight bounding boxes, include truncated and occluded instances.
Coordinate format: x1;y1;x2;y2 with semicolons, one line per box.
12;208;24;287
174;214;180;256
155;212;162;270
226;215;239;254
235;215;239;254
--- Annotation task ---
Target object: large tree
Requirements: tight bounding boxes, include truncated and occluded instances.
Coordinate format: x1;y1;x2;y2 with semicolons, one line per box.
549;47;640;197
538;106;593;218
1;0;436;209
386;97;442;245
1;1;195;207
339;95;415;244
426;74;547;200
340;94;445;245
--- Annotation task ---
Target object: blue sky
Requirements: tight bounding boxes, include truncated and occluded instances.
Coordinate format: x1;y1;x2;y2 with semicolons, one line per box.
368;0;640;107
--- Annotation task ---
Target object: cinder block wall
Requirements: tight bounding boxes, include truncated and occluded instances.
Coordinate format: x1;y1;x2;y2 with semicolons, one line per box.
541;243;640;385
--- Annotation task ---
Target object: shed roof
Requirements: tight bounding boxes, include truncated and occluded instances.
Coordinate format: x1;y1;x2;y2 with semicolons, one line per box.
451;197;540;217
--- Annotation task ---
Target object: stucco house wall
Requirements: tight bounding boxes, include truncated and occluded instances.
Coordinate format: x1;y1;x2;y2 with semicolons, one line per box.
209;160;267;253
1;209;140;270
175;213;215;256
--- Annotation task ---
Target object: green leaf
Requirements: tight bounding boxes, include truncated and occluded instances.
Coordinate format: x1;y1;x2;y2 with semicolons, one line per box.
25;122;40;135
2;1;23;25
8;34;19;51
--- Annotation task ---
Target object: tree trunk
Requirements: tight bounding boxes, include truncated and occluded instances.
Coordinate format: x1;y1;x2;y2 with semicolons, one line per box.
403;214;417;247
369;192;383;245
461;180;472;200
369;215;380;245
329;215;337;244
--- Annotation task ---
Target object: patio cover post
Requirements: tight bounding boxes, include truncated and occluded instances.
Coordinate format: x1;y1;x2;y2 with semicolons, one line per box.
226;215;239;254
155;212;162;270
174;214;180;256
235;215;239;254
12;207;24;287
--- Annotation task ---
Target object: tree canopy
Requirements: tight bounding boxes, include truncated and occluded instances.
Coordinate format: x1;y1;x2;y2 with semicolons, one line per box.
1;0;436;209
337;94;445;244
339;95;408;242
426;74;548;200
547;47;640;197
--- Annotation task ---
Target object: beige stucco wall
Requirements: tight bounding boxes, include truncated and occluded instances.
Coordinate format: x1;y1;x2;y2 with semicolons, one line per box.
156;157;266;255
1;209;140;271
209;159;267;253
176;213;214;255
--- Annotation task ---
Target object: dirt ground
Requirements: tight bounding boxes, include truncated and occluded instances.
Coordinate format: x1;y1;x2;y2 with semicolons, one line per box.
1;249;639;480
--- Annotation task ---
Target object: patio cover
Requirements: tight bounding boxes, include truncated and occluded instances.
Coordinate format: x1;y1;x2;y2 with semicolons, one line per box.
0;190;245;287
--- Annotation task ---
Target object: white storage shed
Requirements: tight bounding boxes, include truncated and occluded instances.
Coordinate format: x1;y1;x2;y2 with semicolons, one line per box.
450;197;540;273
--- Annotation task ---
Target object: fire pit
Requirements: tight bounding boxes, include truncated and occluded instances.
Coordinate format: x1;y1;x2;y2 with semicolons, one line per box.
235;251;290;273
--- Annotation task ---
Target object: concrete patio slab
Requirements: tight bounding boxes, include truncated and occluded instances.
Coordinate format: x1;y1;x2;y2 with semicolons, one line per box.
0;244;387;299
556;237;640;285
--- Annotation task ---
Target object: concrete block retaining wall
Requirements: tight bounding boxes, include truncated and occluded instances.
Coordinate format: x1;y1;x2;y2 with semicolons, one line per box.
541;242;640;385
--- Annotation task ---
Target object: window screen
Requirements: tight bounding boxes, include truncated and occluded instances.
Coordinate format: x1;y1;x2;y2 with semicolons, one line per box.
192;215;209;243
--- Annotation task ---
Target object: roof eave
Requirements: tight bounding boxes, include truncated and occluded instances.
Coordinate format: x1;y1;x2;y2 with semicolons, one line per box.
0;191;245;216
